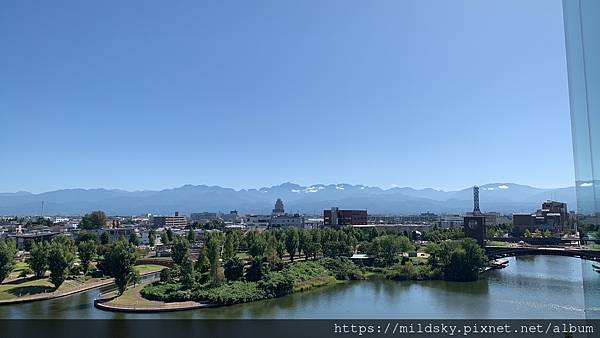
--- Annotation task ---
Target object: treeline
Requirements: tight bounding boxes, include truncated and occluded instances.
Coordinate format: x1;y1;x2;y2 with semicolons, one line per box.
0;234;140;294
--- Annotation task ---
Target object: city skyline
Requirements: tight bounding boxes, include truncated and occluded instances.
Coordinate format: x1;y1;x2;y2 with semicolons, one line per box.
1;0;574;193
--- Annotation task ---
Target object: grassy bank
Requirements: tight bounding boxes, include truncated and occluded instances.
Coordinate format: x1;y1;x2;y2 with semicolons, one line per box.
0;263;164;301
140;260;341;306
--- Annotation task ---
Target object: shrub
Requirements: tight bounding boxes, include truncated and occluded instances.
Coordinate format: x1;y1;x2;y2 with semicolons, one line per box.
320;257;364;280
18;267;34;278
194;282;266;305
140;282;182;301
257;271;294;298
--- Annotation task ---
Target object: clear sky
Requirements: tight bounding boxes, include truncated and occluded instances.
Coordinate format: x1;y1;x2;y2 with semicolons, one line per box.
0;0;574;193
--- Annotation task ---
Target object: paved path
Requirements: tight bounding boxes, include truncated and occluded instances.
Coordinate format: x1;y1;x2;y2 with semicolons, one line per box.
94;284;216;313
0;269;163;306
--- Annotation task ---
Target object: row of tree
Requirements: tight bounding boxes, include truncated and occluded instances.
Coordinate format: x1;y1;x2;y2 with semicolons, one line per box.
0;235;140;294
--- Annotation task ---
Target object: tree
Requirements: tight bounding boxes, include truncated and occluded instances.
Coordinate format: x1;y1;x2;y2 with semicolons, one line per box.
245;256;269;282
27;241;49;278
0;239;17;283
222;231;236;260
247;231;266;257
285;227;299;261
180;252;195;289
128;232;140;246
48;238;76;287
265;234;279;265
187;228;196;243
171;236;190;266
160;233;169;245
76;231;98;244
77;240;97;275
104;240;138;294
428;239;486;281
166;228;174;242
299;229;309;259
224;256;244;281
195;245;211;273
148;229;156;247
79;211;107;230
206;233;224;285
100;232;110;245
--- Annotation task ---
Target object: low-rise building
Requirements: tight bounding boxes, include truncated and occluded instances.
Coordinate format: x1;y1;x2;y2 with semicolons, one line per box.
324;207;368;226
152;212;187;228
270;214;305;228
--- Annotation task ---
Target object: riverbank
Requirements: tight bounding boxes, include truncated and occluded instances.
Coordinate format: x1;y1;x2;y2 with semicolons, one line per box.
95;284;216;312
0;265;165;305
96;261;339;313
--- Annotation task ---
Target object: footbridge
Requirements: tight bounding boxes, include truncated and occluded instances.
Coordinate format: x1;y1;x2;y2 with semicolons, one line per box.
485;246;600;262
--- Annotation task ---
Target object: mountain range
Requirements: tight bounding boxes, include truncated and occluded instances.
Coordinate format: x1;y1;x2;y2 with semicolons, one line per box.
0;183;576;216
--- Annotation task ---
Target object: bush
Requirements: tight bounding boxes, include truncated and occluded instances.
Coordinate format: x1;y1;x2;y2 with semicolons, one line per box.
18;267;34;278
257;271;294;298
320;257;364;280
140;282;182;301
384;262;432;281
194;282;266;305
159;268;173;283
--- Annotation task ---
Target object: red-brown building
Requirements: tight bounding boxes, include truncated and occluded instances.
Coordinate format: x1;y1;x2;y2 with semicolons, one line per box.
324;207;368;226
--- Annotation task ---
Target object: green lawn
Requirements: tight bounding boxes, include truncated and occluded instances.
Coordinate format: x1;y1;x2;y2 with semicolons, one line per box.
7;262;31;280
486;240;513;247
106;284;160;307
0;278;56;300
134;264;166;274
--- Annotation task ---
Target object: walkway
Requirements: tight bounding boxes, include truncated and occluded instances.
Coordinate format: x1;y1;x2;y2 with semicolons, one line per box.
94;284;215;313
0;269;164;306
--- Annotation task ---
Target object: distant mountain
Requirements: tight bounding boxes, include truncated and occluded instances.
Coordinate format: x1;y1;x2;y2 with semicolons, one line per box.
0;183;576;216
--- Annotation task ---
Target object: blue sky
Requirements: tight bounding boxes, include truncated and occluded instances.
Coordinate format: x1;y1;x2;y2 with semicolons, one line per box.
0;0;573;193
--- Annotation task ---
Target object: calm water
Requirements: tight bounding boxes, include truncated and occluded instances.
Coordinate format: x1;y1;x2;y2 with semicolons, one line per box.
1;256;598;319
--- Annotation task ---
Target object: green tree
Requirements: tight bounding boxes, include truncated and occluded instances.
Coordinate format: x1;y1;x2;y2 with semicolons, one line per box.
195;245;211;273
104;240;138;294
246;231;266;257
100;232;110;245
223;231;236;260
77;240;97;274
148;229;156;247
187;228;196;243
245;256;269;282
265;234;279;265
79;211;107;230
180;252;195;289
166;228;174;242
224;256;245;281
206;233;224;285
285;227;299;261
171;236;190;266
128;232;140;246
428;239;486;281
27;241;49;278
0;239;17;283
299;229;309;259
76;231;98;244
47;238;76;287
160;233;169;245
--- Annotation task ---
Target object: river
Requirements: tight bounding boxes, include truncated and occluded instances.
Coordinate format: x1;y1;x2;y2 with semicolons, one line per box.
0;255;598;319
